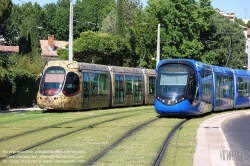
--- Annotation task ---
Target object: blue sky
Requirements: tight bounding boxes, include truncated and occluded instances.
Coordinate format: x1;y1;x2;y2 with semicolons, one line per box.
12;0;250;19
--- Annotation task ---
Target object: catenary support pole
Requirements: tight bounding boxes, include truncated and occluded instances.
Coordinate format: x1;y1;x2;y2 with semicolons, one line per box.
68;0;74;61
156;23;160;68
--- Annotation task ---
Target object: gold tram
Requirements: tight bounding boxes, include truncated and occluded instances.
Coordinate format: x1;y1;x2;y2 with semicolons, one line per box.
37;61;156;110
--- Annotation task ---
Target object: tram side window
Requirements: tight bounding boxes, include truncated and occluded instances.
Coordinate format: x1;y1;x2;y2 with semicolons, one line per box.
238;78;244;97
83;73;90;105
90;73;99;95
201;73;213;102
89;73;109;95
115;74;124;104
63;72;80;96
149;77;155;94
83;73;90;91
134;76;142;103
99;73;109;95
216;76;223;98
238;77;250;97
228;77;234;98
125;75;133;95
187;70;198;99
245;78;250;97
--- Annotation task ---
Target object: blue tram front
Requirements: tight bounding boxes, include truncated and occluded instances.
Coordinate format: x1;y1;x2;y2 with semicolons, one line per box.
154;59;213;116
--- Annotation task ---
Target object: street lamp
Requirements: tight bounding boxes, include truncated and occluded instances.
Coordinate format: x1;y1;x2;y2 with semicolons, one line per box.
216;32;234;67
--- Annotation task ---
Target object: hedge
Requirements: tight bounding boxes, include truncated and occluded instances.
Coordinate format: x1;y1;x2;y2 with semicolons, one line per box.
0;68;40;110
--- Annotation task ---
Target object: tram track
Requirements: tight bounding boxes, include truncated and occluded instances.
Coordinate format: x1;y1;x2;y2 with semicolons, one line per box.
85;117;159;166
153;119;189;166
85;117;189;166
0;108;151;142
0;109;154;160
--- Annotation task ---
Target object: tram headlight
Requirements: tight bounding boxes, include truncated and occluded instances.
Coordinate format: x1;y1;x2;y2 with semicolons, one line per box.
54;97;59;100
168;100;171;105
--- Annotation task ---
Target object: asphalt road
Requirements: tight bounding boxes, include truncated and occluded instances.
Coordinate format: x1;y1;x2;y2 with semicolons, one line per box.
221;114;250;166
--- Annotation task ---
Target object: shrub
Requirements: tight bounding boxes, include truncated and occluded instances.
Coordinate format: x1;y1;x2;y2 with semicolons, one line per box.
0;68;40;110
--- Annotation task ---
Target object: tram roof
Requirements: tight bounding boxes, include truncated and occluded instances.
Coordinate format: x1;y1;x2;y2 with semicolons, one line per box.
211;65;234;75
78;62;109;71
142;68;156;75
233;69;250;76
110;66;143;74
157;59;212;72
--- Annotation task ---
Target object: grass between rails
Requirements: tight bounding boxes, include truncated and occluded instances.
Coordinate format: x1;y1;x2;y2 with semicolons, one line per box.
93;118;185;166
0;106;152;140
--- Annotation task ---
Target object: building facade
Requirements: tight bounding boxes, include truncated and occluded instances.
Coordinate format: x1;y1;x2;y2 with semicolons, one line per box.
40;35;68;62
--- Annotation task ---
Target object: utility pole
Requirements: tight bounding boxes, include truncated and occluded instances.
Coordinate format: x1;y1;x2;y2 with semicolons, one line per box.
225;35;232;67
68;0;74;61
216;32;234;67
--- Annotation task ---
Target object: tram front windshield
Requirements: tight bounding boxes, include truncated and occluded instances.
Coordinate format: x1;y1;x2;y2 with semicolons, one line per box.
156;64;190;105
39;67;65;96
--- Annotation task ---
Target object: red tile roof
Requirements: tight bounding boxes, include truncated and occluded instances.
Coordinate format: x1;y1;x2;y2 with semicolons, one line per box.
0;46;19;53
40;40;68;57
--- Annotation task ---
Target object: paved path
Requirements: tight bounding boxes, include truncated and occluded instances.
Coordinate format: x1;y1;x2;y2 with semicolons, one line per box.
222;114;250;165
193;110;250;166
0;107;43;114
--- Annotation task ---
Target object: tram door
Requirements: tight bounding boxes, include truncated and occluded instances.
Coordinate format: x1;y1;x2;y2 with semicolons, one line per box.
90;72;109;108
200;72;213;113
124;75;143;105
82;72;110;109
215;76;234;110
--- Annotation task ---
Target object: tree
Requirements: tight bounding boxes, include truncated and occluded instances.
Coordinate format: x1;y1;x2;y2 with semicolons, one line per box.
100;9;116;34
116;0;126;37
127;3;158;68
0;4;19;46
0;0;12;24
74;0;115;39
58;31;131;66
201;13;247;69
16;3;42;55
49;0;70;41
246;20;250;28
42;3;57;37
235;17;246;27
144;0;214;61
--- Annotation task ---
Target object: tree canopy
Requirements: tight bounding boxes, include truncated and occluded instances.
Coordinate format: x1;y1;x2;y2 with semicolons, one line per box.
0;0;12;24
0;0;248;70
201;13;247;68
58;31;131;66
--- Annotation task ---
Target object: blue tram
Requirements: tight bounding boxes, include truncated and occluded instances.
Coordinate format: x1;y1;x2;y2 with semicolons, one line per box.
154;59;250;116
